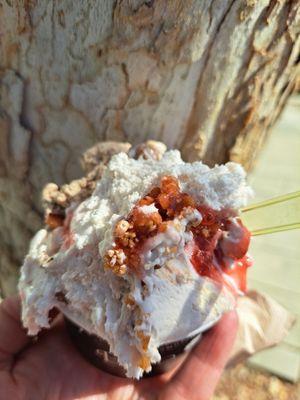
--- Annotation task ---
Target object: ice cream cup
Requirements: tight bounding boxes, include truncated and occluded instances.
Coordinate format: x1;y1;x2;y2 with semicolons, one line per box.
64;316;221;378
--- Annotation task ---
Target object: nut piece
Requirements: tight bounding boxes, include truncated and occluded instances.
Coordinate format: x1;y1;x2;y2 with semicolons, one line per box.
42;141;133;218
104;248;128;276
81;141;132;174
115;220;131;237
42;183;61;203
125;295;136;307
130;140;167;161
42;141;168;226
138;355;151;370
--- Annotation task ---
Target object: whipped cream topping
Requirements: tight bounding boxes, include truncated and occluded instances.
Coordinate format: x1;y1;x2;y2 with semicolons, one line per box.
19;150;252;378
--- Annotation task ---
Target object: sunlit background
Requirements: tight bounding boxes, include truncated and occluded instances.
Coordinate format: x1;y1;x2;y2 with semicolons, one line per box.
247;96;300;382
213;96;300;400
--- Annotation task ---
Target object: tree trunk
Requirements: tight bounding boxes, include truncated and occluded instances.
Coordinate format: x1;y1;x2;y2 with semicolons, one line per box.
0;0;299;297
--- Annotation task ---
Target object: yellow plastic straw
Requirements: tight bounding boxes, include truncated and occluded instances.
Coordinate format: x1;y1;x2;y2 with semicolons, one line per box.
240;191;300;236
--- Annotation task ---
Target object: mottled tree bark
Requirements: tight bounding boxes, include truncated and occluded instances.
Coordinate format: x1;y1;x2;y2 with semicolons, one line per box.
0;0;299;296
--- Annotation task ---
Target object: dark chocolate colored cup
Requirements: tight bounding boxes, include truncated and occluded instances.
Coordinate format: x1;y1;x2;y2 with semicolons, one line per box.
64;317;201;378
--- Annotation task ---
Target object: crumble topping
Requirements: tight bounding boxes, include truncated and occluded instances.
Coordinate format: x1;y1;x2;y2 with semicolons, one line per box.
104;175;251;293
43;141;166;224
104;176;195;275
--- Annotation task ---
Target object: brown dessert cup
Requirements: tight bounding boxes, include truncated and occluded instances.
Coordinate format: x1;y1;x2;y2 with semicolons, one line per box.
64;317;202;378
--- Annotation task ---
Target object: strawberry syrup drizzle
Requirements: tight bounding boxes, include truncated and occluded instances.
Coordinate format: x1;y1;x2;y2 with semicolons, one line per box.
189;207;251;293
224;255;252;293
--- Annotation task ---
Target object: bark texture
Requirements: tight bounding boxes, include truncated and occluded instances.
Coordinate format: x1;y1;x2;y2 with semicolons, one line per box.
0;0;299;296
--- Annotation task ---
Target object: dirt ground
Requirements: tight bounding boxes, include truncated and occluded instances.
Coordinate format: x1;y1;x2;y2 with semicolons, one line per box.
213;364;300;400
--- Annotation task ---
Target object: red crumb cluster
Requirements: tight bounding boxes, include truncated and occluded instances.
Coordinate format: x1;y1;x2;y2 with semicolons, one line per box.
190;215;251;292
104;176;197;275
104;176;251;292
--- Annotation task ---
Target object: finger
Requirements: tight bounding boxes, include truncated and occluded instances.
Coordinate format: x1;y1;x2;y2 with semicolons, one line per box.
161;311;238;400
0;295;31;370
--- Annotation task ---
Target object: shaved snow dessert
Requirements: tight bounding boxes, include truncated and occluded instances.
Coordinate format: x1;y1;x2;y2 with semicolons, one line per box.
19;147;253;379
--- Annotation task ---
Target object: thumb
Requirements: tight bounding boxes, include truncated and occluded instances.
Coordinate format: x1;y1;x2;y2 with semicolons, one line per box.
160;311;238;400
